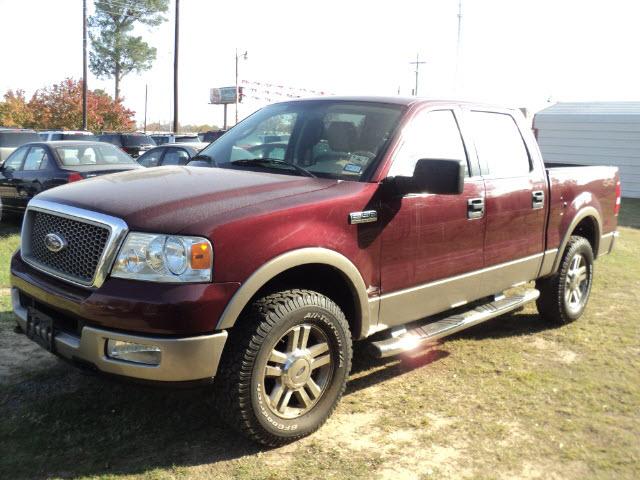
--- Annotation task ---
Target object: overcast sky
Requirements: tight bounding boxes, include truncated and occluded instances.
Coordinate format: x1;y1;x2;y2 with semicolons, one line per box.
2;0;640;128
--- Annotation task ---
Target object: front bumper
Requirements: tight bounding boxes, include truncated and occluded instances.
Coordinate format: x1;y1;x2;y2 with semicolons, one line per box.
12;288;228;382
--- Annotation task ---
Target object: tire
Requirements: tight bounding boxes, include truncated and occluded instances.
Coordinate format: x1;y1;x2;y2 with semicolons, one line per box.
214;289;353;446
536;236;594;324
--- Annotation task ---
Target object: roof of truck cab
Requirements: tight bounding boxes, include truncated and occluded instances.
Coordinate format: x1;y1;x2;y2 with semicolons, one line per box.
277;96;517;111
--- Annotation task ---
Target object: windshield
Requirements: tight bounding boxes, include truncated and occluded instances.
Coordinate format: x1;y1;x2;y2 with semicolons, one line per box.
56;144;137;166
123;134;155;147
197;101;404;181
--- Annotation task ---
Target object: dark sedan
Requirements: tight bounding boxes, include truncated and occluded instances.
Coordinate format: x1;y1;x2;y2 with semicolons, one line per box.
0;141;141;220
136;142;208;167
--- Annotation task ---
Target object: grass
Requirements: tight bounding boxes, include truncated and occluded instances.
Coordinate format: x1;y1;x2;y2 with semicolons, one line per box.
0;201;639;479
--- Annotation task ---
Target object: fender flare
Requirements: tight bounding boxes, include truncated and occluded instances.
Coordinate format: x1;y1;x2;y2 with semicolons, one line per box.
216;247;370;339
551;206;602;273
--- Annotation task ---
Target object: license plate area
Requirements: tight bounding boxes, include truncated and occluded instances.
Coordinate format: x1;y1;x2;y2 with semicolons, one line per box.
26;307;55;352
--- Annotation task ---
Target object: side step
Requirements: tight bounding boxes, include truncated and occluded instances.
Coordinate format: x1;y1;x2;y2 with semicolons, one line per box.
370;289;540;358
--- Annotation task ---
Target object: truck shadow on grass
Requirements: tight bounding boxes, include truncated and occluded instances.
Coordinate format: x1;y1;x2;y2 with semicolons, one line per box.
0;309;558;479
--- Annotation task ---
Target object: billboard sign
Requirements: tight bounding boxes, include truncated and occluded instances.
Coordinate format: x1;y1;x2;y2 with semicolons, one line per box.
210;87;237;104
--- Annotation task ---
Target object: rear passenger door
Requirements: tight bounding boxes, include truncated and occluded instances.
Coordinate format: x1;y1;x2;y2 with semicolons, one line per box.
466;109;547;290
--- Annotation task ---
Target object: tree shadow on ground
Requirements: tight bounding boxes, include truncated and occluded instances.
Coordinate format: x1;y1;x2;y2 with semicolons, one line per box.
0;308;562;479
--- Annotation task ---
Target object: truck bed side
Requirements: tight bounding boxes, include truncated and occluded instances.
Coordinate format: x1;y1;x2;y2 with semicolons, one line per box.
545;163;619;258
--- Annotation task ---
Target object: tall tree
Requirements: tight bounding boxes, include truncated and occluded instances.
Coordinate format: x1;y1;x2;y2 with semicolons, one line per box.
89;0;169;100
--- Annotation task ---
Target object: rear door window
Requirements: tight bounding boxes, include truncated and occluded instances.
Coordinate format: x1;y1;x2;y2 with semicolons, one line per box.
469;111;531;177
161;148;190;166
23;147;50;170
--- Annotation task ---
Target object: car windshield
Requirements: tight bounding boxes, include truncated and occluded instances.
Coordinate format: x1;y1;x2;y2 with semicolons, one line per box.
123;134;155;147
0;131;41;147
56;144;137;166
197;101;404;181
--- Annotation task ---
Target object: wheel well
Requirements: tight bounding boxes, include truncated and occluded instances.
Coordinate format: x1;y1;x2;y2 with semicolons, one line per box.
571;216;599;256
252;263;360;337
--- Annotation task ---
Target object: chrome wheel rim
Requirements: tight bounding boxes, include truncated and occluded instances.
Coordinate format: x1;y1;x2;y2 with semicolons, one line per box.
565;253;589;314
261;323;333;419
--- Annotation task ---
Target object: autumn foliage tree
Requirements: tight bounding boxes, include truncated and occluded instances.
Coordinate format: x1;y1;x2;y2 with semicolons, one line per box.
0;90;33;128
0;78;135;132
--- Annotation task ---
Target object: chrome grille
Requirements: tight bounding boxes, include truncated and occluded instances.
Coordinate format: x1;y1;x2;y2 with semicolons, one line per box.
25;212;110;284
21;200;129;288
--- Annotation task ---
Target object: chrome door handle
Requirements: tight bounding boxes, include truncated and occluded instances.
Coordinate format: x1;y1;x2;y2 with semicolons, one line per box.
467;198;485;219
532;190;544;209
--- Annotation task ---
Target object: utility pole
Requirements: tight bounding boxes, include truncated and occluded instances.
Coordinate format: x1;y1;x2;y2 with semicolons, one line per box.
144;84;148;133
82;0;88;130
409;53;426;96
173;0;179;133
235;49;247;124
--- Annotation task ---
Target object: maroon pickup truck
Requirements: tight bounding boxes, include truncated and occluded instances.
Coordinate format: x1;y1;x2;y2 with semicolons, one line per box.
10;97;620;446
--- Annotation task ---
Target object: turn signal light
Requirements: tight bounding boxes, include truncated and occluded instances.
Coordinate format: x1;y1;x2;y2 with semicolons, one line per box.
67;172;83;183
615;180;621;216
190;241;212;270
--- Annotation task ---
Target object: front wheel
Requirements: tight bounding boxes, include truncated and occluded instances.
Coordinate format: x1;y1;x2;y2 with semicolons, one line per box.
214;289;352;446
536;236;594;324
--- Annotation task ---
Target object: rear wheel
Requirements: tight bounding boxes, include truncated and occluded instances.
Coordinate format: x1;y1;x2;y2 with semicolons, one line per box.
214;289;352;446
536;236;594;324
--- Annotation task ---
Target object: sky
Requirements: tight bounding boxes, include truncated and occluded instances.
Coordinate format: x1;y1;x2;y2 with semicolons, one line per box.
2;0;640;129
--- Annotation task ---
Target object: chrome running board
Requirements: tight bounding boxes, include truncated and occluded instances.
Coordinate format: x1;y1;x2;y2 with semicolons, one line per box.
370;289;540;358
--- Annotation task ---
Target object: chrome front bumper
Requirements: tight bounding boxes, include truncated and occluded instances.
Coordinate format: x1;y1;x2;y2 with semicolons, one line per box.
12;288;228;382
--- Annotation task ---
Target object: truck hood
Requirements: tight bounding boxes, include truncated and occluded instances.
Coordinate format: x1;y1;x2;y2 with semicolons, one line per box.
35;166;338;233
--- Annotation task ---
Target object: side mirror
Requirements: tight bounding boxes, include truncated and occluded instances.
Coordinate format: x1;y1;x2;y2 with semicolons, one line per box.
391;158;465;196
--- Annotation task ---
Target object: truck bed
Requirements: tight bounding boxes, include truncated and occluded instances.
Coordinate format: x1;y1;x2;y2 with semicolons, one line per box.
544;163;619;252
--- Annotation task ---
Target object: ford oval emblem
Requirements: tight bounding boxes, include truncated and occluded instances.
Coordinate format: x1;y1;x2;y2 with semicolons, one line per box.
44;233;67;253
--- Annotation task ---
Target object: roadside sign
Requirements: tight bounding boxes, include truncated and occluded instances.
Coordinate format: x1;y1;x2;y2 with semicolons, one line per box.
210;87;237;104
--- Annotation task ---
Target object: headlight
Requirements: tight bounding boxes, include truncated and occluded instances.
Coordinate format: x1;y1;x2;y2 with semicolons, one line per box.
111;233;213;283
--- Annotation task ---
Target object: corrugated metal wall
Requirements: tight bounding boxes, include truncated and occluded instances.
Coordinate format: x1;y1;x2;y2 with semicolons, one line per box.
534;102;640;198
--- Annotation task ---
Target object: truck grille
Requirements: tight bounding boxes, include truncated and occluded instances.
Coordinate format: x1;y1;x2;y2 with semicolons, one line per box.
22;210;112;286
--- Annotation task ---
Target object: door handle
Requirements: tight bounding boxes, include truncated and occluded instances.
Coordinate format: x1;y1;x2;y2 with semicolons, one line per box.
467;198;485;219
532;190;545;209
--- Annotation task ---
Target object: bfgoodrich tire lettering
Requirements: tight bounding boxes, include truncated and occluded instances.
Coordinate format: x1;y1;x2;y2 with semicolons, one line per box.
536;236;594;324
214;289;352;446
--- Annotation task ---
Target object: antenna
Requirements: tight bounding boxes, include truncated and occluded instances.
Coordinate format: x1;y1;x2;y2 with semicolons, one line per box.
455;0;463;89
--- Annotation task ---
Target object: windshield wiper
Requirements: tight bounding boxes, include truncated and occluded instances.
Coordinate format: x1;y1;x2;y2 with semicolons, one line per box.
230;158;316;178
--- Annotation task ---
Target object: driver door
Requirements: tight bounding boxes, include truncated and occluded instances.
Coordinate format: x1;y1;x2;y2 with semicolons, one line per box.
378;107;486;327
0;146;29;215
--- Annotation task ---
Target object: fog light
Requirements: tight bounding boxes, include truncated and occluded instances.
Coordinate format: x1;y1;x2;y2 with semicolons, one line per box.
106;339;161;365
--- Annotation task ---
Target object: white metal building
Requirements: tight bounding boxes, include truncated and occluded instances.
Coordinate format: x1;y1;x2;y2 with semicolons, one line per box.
533;102;640;198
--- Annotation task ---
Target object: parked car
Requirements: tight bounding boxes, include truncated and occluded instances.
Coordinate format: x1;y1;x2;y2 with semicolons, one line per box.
0;130;41;162
10;97;620;447
96;132;156;157
136;142;209;167
150;133;201;145
0;141;141;220
200;130;227;143
38;131;96;141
